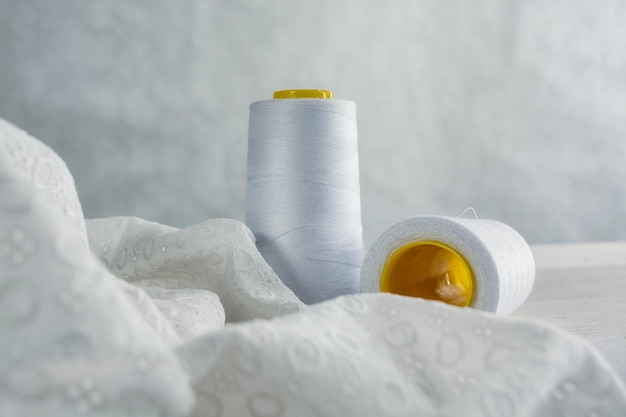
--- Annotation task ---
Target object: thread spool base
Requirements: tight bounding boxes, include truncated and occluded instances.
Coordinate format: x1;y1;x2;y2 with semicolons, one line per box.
380;241;474;307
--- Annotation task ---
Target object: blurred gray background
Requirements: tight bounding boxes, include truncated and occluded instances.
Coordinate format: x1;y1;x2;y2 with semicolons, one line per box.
1;0;625;247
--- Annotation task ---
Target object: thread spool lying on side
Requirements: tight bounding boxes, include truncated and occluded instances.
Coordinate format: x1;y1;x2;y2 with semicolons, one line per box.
246;89;363;304
361;215;535;315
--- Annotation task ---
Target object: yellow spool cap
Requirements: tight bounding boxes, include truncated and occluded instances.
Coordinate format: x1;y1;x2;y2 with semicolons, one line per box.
273;89;334;99
380;241;474;307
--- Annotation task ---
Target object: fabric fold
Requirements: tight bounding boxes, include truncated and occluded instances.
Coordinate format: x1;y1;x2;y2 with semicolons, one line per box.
0;146;194;417
176;293;626;417
86;216;304;323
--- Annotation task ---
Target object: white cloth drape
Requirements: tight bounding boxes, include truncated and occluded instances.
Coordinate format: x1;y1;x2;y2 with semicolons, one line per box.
1;118;624;416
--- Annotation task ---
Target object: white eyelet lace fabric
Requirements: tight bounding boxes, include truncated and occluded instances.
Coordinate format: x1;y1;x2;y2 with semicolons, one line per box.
1;118;625;416
85;216;304;323
177;294;626;417
0;141;193;416
0;119;87;243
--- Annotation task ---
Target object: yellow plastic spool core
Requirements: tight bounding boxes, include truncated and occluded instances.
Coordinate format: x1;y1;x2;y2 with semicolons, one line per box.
273;89;334;99
380;241;474;307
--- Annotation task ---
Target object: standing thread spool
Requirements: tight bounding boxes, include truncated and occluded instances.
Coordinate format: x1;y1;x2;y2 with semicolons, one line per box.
246;89;363;304
361;215;535;315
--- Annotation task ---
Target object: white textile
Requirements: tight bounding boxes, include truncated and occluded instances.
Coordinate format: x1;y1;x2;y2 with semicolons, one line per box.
1;118;625;416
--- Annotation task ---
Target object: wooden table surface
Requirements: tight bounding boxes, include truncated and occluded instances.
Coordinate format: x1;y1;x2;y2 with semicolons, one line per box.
515;242;626;382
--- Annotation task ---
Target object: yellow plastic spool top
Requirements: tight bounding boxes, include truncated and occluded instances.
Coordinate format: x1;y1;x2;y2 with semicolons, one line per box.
273;89;334;99
380;241;474;307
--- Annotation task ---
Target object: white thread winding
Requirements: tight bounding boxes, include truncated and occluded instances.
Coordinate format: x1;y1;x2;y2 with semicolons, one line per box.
246;98;363;304
361;215;535;315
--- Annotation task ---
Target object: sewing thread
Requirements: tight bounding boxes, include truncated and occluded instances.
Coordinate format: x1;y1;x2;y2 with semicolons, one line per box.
361;215;535;315
246;94;363;304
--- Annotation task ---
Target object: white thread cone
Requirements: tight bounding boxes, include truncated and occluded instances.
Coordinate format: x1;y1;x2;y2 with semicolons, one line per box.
246;98;364;304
